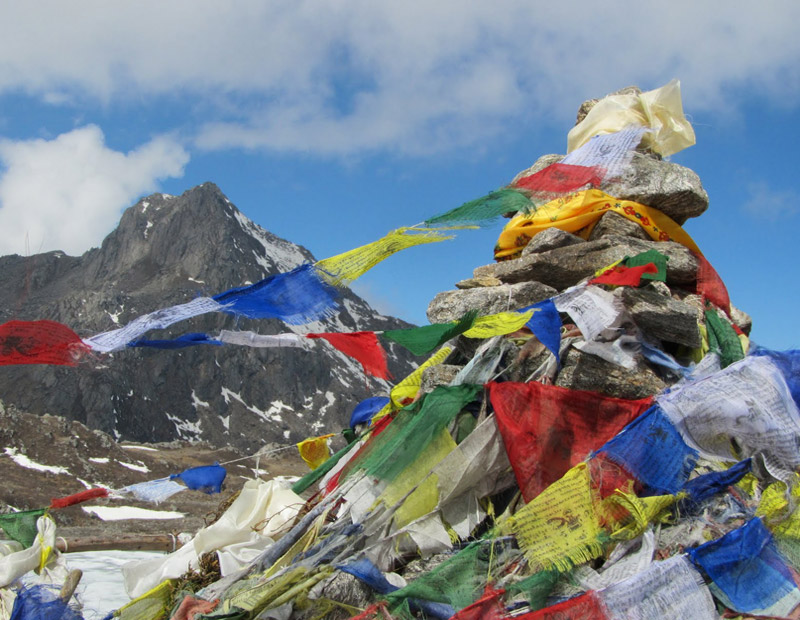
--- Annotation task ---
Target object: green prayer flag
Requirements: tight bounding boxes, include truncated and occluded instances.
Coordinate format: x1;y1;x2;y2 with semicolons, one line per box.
624;249;669;282
705;308;744;368
292;437;360;495
0;508;46;548
424;188;532;227
382;310;479;356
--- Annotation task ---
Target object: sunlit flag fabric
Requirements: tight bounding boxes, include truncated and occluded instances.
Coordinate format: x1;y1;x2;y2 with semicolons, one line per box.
704;307;744;368
461;310;533;339
349;397;391;428
595;405;698;495
488;381;652;502
589;262;659;287
306;331;389;380
519;299;562;364
170;463;227;494
127;332;223;349
50;487;109;509
449;586;506;620
513;163;604;201
0;320;88;366
120;478;186;504
424;188;532;228
213;263;339;324
0;509;46;548
695;252;731;313
315;227;453;287
382;310;479;356
623;249;668;282
561;125;648;178
297;434;335;470
688;518;800;616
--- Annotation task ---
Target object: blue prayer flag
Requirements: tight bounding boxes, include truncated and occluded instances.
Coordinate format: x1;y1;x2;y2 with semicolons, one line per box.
349;396;390;428
128;332;222;349
171;462;227;494
520;299;562;365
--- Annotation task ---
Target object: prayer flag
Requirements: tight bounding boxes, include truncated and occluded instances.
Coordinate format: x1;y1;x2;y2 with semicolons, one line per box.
449;586;506;620
589;262;658;287
297;434;336;470
127;332;222;349
425;188;532;227
217;330;306;348
462;310;534;339
513;163;604;198
695;252;730;314
307;331;390;380
680;458;751;512
515;591;607;620
213;263;339;324
0;320;88;366
489;381;652;501
624;249;668;282
170;463;227;494
349;397;391;428
520;299;562;364
0;509;46;548
705;307;744;368
562;126;649;177
50;487;109;509
382;310;479;356
120;478;186;504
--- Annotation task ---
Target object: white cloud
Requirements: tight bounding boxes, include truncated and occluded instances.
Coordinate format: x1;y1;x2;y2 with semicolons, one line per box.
741;181;795;221
0;2;798;155
0;126;189;256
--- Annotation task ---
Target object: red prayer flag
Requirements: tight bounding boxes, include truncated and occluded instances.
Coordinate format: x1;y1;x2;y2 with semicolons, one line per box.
0;320;88;366
513;163;604;196
589;263;658;287
694;253;731;315
451;587;507;620
307;331;390;380
50;487;109;509
488;381;652;502
515;591;608;620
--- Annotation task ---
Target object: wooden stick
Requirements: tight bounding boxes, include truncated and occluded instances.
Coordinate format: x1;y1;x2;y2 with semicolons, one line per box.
56;534;181;553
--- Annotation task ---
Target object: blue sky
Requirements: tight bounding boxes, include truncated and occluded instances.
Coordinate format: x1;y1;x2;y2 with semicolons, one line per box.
0;2;798;350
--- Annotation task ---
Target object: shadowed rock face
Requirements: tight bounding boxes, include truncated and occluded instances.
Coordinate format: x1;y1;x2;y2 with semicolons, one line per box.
0;183;421;452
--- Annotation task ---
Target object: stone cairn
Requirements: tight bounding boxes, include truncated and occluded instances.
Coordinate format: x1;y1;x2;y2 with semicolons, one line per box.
423;87;750;402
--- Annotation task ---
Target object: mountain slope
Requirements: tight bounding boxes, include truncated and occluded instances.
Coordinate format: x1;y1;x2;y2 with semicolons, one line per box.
0;183;420;452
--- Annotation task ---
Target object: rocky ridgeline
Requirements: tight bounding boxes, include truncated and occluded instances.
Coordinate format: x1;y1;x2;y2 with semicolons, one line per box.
423;88;751;401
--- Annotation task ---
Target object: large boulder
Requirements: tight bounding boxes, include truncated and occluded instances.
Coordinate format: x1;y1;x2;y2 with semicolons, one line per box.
426;281;557;324
619;286;702;348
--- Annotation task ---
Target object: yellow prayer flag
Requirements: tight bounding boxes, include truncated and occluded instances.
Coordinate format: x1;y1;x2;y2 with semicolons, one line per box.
603;490;678;540
757;475;800;541
297;434;336;470
504;463;604;572
316;228;453;287
115;579;174;620
462;310;534;339
373;346;453;418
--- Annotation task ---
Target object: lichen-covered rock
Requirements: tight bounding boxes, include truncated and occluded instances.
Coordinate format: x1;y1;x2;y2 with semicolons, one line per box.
474;236;698;291
426;281;557;324
588;211;651;242
556;346;667;400
619;286;702;348
601;152;708;223
420;364;462;393
521;227;586;256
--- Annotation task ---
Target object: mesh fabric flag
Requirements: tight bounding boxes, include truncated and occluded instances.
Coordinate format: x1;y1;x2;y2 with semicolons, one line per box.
307;331;389;379
695;253;730;314
705;307;744;368
316;228;453;287
0;320;88;366
297;434;335;470
449;586;506;620
213;263;339;324
350;397;391;427
515;591;608;620
425;188;533;227
127;332;223;349
383;311;479;356
170;463;226;494
513;163;604;199
562;126;649;177
462;310;534;339
0;509;46;548
494;189;702;261
488;381;652;502
50;487;108;509
688;518;800;615
596;405;698;495
504;463;604;572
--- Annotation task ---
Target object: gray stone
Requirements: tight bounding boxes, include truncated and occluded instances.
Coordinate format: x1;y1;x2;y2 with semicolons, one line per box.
420;364;462;393
601;152;708;223
730;304;753;335
619;287;702;348
426;281;557;324
474;235;698;291
588;211;651;242
556;346;667;400
455;276;503;289
522;227;586;256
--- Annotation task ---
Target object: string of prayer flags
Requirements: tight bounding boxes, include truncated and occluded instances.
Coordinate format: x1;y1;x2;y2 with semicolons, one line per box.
424;188;533;227
0;320;88;366
0;509;46;548
213;263;339;324
217;330;307;348
307;331;389;380
50;487;108;509
349;397;391;428
382;310;479;356
657;355;800;482
127;332;222;349
315;227;454;287
84;297;224;353
688;518;800;616
489;381;652;502
704;307;744;368
562;125;649;177
494;189;702;261
503;463;604;572
595;405;698;495
599;555;717;620
297;434;336;470
170;462;227;494
461;310;534;339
